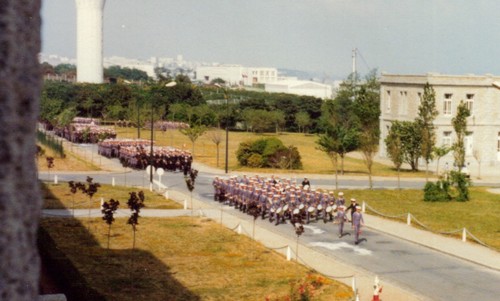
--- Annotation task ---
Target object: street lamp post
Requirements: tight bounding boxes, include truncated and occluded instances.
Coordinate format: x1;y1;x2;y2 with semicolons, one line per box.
225;96;229;174
215;83;229;174
150;81;177;185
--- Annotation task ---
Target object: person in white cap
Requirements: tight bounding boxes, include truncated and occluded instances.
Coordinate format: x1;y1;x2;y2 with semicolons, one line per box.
336;191;345;206
336;205;348;238
352;205;364;245
345;198;358;224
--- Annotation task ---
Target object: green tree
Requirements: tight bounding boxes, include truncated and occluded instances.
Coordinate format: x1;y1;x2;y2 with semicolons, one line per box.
270;110;285;133
320;95;360;174
54;63;76;77
39;96;64;125
295;111;311;133
208;128;223;167
241;109;273;133
56;107;77;128
385;126;404;189
432;145;451;176
389;120;422;171
416;83;438;180
180;125;207;155
452;100;470;171
316;134;340;190
352;70;380;188
104;65;149;81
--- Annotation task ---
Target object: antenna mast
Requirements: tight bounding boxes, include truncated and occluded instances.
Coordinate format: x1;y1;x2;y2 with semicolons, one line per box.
352;48;357;75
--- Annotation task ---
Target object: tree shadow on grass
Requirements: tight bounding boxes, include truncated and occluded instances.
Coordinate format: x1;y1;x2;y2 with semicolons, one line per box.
38;186;201;301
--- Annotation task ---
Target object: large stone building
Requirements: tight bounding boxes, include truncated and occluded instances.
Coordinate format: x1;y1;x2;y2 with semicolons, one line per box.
379;73;500;177
196;65;278;86
265;79;333;99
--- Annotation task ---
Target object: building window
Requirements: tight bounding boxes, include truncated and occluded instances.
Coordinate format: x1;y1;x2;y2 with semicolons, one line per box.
466;93;474;115
443;131;452;147
443;93;452;116
465;132;473;156
399;91;408;115
497;132;500;162
497;132;500;152
386;91;391;112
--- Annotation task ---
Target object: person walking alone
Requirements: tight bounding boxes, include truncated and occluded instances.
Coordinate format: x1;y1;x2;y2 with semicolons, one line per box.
352;206;364;245
336;205;347;238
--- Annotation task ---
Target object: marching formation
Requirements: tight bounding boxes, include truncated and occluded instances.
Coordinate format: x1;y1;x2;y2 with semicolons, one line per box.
212;175;365;244
98;138;193;172
53;117;117;143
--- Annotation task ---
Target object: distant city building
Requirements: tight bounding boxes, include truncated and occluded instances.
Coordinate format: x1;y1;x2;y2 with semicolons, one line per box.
195;65;278;86
104;56;156;78
379;73;500;176
265;79;333;99
75;0;105;83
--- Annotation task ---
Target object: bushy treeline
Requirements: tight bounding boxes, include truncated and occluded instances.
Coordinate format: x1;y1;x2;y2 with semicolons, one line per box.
40;77;325;133
40;69;380;138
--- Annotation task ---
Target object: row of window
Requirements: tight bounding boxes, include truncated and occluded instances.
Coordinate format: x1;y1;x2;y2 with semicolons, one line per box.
251;70;276;77
385;91;474;116
442;131;500;154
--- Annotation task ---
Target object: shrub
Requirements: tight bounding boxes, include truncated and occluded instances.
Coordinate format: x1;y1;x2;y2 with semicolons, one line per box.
261;138;285;165
423;171;470;202
267;146;303;170
423;180;451;202
236;138;302;169
247;153;264;167
449;171;471;202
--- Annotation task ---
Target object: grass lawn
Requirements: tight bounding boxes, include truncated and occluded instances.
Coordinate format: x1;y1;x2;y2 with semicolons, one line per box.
339;187;500;250
40;216;354;301
42;182;182;210
114;127;431;178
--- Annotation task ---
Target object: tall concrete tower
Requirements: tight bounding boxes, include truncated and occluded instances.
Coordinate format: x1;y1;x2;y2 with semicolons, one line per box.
75;0;106;83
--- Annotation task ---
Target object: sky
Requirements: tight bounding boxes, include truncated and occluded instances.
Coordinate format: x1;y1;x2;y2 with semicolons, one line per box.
41;0;500;79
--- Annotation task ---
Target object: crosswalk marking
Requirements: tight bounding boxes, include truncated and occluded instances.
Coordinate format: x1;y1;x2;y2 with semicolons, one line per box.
309;241;372;256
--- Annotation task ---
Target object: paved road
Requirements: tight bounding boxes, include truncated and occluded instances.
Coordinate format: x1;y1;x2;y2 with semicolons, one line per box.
43;164;500;301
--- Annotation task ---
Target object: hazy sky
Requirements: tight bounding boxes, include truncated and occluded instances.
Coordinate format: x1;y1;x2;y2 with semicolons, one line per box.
41;0;500;79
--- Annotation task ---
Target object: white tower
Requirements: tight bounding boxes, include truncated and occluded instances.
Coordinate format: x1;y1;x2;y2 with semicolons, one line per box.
75;0;105;83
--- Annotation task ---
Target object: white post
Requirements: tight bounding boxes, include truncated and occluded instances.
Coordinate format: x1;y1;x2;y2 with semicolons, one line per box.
462;228;467;242
100;197;104;210
149;183;153;192
361;201;366;213
54;175;58;185
237;224;242;234
286;245;292;261
164;190;169;199
351;276;357;293
112;177;115;187
407;213;411;225
183;199;188;210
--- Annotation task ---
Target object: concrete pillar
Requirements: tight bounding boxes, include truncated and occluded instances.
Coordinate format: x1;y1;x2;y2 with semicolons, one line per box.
75;0;106;83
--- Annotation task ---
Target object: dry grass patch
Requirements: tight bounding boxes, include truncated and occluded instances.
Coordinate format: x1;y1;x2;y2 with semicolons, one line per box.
342;187;500;250
42;182;182;210
37;144;100;172
40;217;354;301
